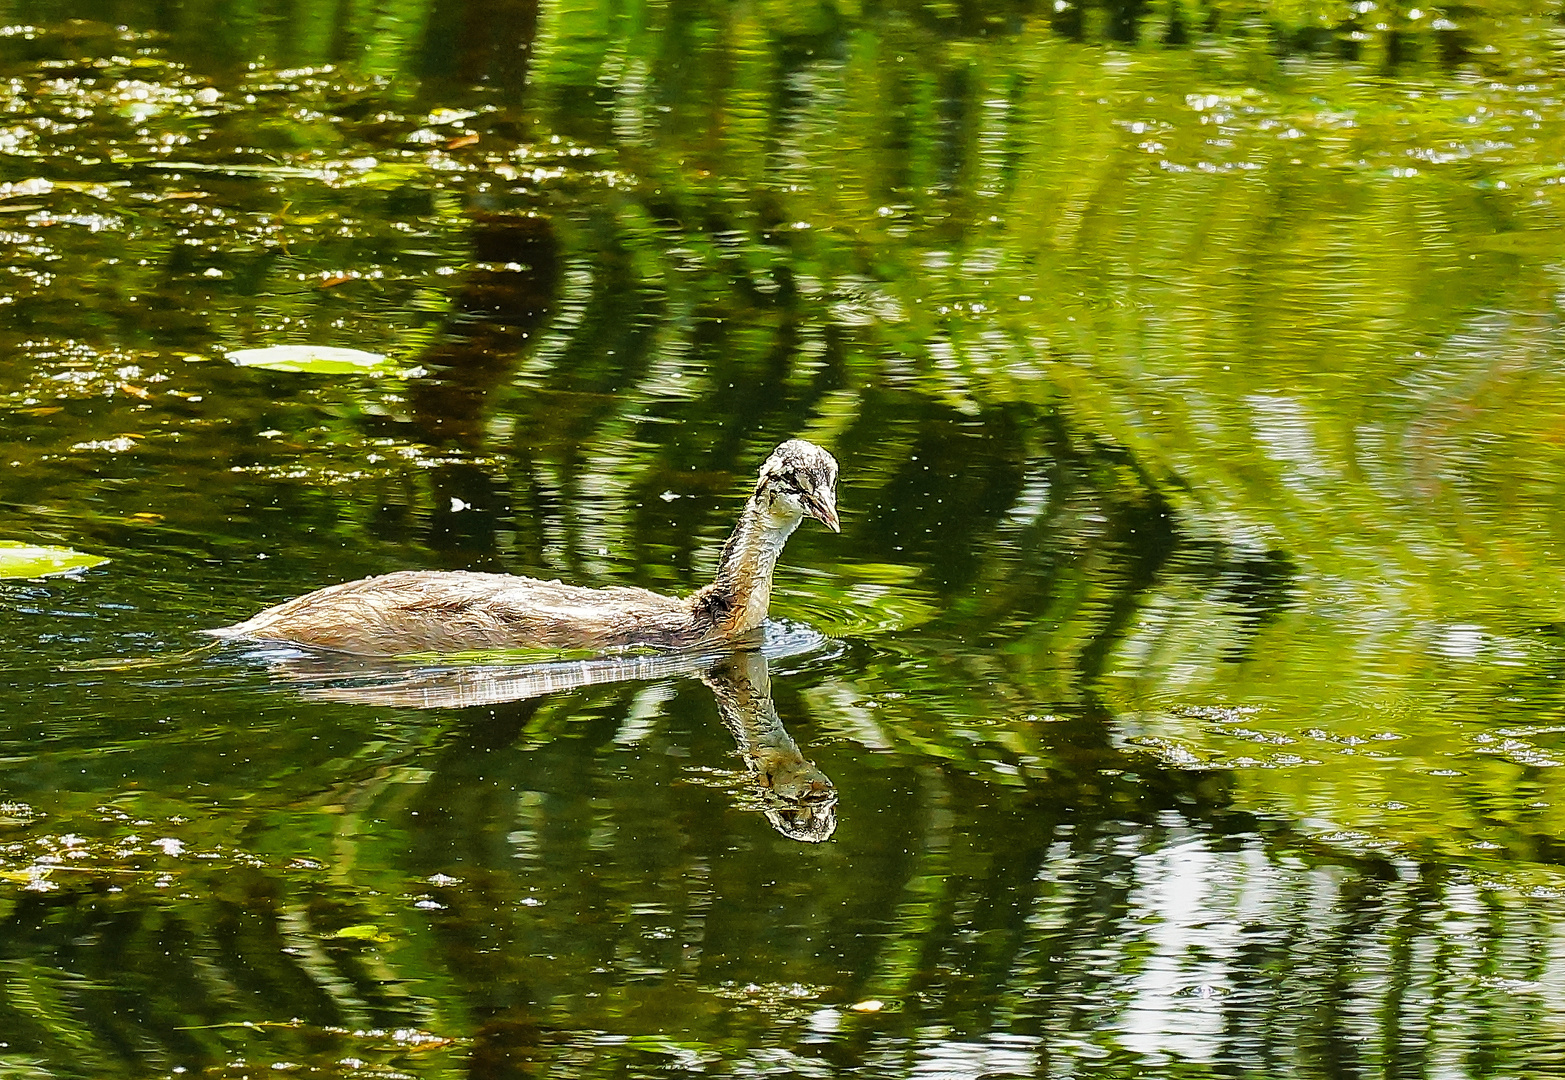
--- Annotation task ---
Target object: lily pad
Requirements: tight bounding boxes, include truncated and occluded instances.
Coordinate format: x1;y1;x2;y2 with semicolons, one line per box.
225;345;398;375
0;542;108;579
329;923;390;943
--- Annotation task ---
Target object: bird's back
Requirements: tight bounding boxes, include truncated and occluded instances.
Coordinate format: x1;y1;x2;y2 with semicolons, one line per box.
206;569;698;655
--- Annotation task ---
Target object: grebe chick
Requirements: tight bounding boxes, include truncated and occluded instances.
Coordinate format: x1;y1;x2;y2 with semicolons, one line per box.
206;439;839;656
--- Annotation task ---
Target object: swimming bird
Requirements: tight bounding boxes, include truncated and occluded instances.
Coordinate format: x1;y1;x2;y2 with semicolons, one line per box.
205;439;839;656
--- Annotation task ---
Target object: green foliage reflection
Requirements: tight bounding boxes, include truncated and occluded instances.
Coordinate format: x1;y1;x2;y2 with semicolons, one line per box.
4;1;1565;1077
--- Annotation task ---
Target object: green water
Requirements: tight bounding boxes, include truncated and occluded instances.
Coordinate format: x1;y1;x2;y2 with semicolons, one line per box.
3;2;1565;1076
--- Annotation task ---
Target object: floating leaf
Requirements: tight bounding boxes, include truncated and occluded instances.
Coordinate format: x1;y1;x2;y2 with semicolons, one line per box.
616;1035;721;1063
329;923;389;942
0;542;107;579
225;345;398;375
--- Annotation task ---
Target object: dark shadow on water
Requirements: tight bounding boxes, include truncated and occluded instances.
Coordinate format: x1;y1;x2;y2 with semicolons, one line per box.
407;211;561;569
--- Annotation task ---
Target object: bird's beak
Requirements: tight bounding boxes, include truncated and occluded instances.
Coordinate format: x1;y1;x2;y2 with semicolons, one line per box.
805;490;840;533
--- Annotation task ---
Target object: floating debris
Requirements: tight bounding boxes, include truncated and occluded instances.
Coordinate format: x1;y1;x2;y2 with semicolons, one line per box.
0;541;107;578
224;345;399;375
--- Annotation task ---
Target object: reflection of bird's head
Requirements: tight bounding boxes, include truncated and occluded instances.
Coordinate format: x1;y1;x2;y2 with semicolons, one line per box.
755;439;839;532
765;798;838;843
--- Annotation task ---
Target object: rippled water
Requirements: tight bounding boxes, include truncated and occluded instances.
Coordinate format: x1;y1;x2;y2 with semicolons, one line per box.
4;6;1565;1078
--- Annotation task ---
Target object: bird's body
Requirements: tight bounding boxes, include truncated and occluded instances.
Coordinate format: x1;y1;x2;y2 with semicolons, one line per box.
206;439;839;656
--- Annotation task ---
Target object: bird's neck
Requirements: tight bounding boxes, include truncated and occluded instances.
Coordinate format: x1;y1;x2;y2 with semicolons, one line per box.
690;494;802;638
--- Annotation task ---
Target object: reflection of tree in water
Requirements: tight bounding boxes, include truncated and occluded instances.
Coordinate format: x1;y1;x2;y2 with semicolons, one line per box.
6;2;1565;1077
407;210;561;566
0;683;1558;1076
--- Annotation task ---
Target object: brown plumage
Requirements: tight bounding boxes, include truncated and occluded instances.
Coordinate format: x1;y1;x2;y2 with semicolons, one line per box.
205;439;839;656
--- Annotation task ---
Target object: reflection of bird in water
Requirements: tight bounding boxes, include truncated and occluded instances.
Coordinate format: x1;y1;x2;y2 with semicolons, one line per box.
206;440;839;656
270;621;837;710
703;650;837;843
250;639;838;842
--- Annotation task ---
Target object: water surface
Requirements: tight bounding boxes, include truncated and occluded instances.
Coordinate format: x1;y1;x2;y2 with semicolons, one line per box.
2;5;1565;1077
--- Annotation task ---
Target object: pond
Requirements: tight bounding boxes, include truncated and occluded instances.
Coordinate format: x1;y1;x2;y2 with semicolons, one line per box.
3;2;1565;1077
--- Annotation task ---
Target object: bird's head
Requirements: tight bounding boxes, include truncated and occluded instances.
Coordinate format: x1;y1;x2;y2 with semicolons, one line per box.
754;439;839;532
